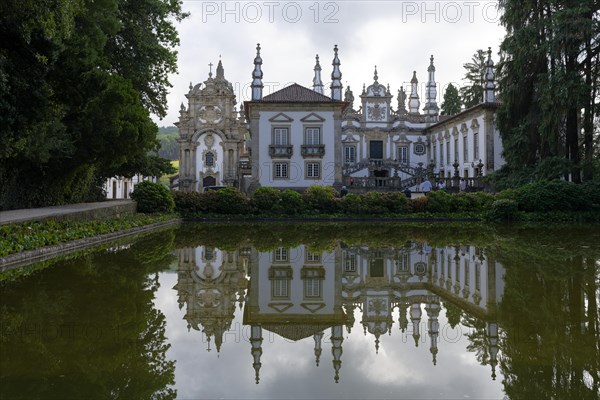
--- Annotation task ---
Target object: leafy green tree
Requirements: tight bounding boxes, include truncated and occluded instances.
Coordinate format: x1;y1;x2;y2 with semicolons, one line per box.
0;0;187;210
460;49;487;108
440;84;462;115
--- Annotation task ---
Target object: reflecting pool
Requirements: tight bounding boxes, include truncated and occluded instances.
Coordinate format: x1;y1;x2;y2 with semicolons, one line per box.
1;223;599;399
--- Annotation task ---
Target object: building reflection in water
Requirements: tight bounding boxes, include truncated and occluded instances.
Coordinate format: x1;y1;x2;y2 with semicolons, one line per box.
173;242;503;384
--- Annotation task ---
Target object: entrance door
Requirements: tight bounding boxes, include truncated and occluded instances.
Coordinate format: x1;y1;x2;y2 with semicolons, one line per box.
370;141;383;160
112;181;117;199
123;182;128;199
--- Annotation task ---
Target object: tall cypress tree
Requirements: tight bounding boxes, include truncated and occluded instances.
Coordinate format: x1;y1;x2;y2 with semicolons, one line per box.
441;84;462;115
497;0;599;183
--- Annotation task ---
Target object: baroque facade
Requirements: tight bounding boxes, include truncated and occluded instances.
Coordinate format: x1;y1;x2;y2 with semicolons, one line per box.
175;60;250;192
177;44;503;192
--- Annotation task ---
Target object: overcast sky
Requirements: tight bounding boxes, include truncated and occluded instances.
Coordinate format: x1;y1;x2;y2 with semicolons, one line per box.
154;1;506;126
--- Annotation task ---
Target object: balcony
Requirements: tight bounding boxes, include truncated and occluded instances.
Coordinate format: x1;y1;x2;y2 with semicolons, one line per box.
301;144;325;158
269;145;293;158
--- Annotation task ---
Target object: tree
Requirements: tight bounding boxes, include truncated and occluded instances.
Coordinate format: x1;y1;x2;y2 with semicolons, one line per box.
496;0;599;184
460;49;487;108
0;0;188;209
440;84;462;115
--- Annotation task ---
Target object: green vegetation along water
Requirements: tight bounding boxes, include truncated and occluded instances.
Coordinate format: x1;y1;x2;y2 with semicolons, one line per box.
1;223;598;399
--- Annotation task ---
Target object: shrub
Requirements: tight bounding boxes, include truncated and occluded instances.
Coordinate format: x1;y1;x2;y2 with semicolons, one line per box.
252;187;283;214
427;190;454;213
131;181;174;213
215;188;254;214
362;192;387;214
486;199;518;222
340;193;365;214
514;180;592;212
581;180;600;207
280;190;305;215
466;192;496;211
303;186;339;213
383;192;410;214
409;196;428;213
173;191;219;213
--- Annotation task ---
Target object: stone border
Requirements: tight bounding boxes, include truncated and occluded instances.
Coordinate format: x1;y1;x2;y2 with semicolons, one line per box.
0;218;182;271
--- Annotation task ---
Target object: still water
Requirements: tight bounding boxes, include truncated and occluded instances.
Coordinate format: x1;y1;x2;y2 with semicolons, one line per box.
1;223;599;399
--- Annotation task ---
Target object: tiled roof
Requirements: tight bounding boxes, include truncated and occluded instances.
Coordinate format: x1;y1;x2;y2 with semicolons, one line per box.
261;83;338;102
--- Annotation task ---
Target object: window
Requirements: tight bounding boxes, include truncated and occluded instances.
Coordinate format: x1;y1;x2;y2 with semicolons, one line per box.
433;144;437;164
396;253;410;273
273;162;289;179
397;145;409;164
304;279;321;298
305;250;321;263
301;267;325;298
344;252;356;272
273;128;289;145
463;136;468;162
344;145;356;164
204;248;214;261
474;133;479;159
304;127;321;145
306;162;321;179
446;141;450;163
205;152;214;167
414;142;426;156
274;247;288;262
440;142;444;165
269;267;292;299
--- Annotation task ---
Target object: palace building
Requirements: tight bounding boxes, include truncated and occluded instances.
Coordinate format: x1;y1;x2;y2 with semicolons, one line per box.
176;44;503;193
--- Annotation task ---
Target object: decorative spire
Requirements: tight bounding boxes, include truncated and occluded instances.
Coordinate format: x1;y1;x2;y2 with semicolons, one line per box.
330;45;343;101
425;302;441;366
424;55;439;118
216;59;224;79
208;62;213;78
484;47;496;103
331;325;343;383
409;71;420;114
373;65;378;83
410;303;422;347
313;332;324;367
486;321;499;380
250;325;263;384
251;43;263;101
397;87;407;115
312;54;324;94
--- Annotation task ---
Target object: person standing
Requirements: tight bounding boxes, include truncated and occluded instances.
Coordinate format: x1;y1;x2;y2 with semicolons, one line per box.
422;179;432;195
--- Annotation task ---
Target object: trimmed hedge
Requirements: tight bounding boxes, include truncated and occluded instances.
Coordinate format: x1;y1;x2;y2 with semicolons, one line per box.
172;181;600;220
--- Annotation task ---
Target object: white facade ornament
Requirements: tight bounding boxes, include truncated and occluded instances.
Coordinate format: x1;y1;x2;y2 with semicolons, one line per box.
408;71;421;114
330;45;343;101
312;54;324;94
251;43;264;101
